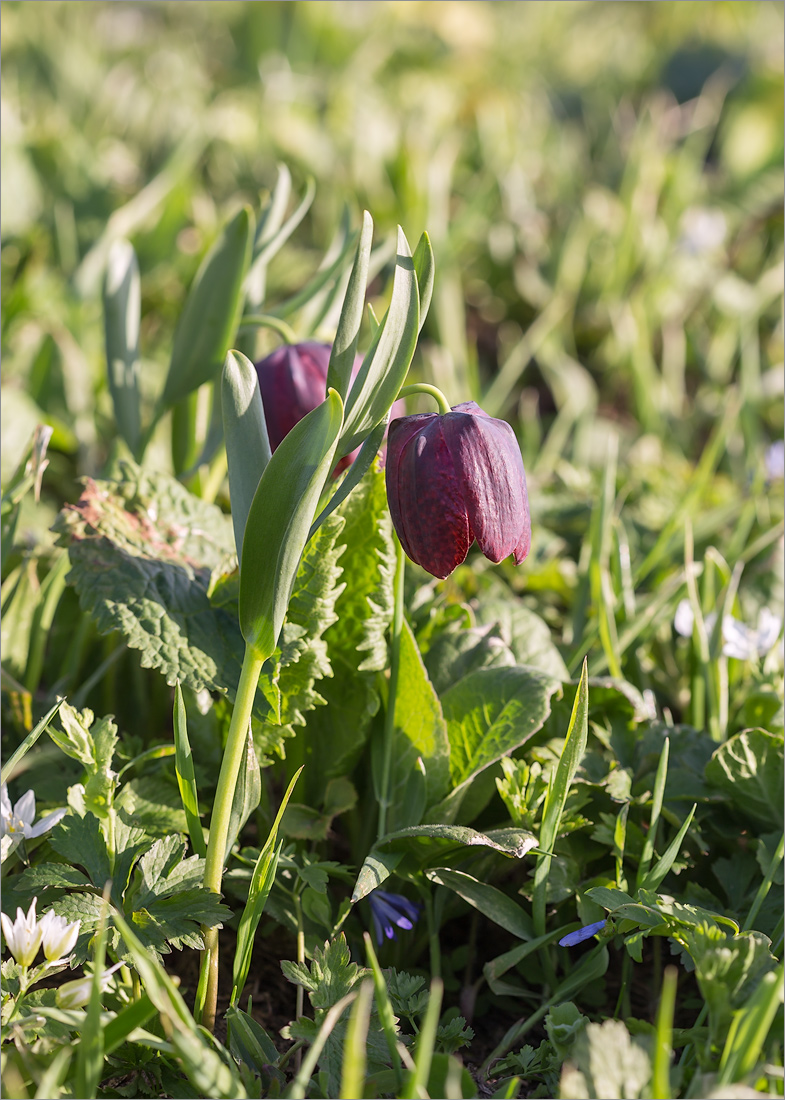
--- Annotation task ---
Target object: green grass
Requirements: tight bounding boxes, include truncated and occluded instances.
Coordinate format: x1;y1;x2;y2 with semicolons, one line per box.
1;2;783;1098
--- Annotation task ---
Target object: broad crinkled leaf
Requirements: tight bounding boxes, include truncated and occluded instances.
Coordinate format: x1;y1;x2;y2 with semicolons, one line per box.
705;728;784;829
440;665;562;792
52;463;245;696
378;619;450;831
48;813;112;891
473;593;569;681
252;514;346;764
53;463;348;758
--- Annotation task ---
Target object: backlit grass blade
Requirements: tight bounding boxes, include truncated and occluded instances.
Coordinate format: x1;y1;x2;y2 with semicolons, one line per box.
2;697;63;785
637;736;669;886
638;804;697;893
401;976;443;1100
652;966;678;1100
287;992;357;1100
533;659;589;938
363;932;404;1089
231;766;303;1004
340;978;374;1100
75;891;109;1100
173;682;206;858
717;964;784;1085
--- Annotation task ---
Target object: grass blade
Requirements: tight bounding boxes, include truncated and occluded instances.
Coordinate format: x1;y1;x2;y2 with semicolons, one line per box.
401;976;443;1100
2;697;64;785
652;965;678;1099
173;682;206;857
638;804;696;893
533;659;589;937
637;736;669;886
340;978;374;1100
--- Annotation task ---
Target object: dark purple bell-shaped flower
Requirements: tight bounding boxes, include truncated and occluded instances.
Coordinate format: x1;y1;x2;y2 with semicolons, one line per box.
385;401;531;580
254;341;404;474
254;342;334;453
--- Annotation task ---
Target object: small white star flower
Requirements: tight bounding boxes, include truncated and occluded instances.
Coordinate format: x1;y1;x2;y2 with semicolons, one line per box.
1;898;43;966
1;784;67;863
38;909;81;962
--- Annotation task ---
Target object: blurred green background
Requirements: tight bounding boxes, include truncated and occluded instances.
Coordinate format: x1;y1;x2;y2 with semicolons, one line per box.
1;0;783;726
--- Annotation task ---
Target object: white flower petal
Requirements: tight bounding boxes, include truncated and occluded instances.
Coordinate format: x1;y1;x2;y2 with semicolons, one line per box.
27;807;67;838
0;784;12;820
756;609;782;654
674;600;694;637
14;790;36;829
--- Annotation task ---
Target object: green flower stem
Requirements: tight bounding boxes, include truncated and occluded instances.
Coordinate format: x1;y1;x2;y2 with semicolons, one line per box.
238;313;297;344
397;383;451;416
377;532;405;840
197;642;265;1030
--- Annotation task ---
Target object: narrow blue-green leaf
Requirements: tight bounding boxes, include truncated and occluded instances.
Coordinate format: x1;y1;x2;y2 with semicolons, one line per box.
244;164;293;309
160;205;254;410
247;175;315;288
412;231;435;333
1;697;63;785
103;238;141;456
231;767;303;1003
638;805;696;893
339;226;419;456
239;389;344;659
309;419;387;539
367;302;380;340
326;210;373;400
173;682;206;858
222;350;272;558
75;893;109;1100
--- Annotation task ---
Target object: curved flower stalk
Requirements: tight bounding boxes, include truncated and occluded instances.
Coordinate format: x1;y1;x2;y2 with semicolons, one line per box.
385;400;531;579
1;784;67;863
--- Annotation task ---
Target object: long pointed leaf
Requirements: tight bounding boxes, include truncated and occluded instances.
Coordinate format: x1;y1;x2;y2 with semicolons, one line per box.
339;227;419;456
239;389;344;659
160;206;254;410
222;349;272;558
173;683;206;857
327;210;373;400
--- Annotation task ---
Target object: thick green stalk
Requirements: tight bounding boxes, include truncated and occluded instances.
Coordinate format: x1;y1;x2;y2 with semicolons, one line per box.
197;643;265;1030
397;382;451;415
377;534;405;839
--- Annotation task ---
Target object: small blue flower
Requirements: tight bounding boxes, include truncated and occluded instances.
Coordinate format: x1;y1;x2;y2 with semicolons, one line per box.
558;920;607;947
368;890;421;945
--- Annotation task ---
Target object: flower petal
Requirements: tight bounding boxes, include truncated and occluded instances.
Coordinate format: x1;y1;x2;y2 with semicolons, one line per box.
27;807;67;838
441;404;530;566
386;414;470;579
559;920;607;947
15;789;36;829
